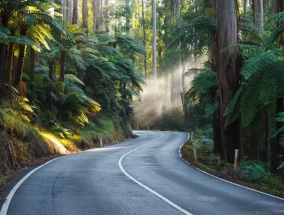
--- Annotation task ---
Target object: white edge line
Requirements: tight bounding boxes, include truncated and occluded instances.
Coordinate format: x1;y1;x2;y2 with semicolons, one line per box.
118;133;193;215
0;157;60;215
0;133;144;214
179;133;284;202
0;133;150;215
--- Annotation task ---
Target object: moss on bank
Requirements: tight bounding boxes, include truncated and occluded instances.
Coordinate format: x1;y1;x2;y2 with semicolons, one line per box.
0;110;133;177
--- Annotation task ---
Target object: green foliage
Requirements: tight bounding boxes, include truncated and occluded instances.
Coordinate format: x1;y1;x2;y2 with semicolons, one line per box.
225;49;284;130
159;106;184;131
240;161;266;183
273;112;284;145
51;123;73;139
62;92;101;127
36;111;57;128
185;67;217;129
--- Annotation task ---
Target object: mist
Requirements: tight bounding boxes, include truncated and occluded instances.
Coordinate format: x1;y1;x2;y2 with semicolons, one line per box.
132;59;205;130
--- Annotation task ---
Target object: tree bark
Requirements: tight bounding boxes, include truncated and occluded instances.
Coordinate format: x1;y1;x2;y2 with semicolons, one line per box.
5;43;14;84
265;111;271;172
30;48;35;104
242;0;247;14
273;0;284;14
171;0;176;14
253;0;264;28
14;44;26;86
142;0;147;79
105;0;109;32
152;0;157;87
67;0;73;23
0;16;9;83
216;0;240;162
48;62;54;110
273;0;284;172
72;0;78;24
126;0;130;35
82;0;89;33
93;0;101;32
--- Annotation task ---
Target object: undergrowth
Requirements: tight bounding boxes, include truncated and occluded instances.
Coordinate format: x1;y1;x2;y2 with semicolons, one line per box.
181;127;284;197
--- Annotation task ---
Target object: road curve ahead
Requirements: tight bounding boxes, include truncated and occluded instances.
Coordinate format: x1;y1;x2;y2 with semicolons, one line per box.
3;131;284;215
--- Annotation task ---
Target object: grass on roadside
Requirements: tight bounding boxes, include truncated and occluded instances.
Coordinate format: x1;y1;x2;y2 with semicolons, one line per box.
181;134;284;198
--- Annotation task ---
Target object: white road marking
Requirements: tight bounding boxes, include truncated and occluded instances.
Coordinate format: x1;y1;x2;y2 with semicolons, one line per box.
118;132;193;215
0;158;60;215
178;135;284;202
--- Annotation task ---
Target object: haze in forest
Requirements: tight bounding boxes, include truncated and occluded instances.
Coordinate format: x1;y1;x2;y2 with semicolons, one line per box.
132;59;204;130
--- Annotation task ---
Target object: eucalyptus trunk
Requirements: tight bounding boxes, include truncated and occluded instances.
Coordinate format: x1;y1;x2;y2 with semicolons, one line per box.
152;0;157;87
105;0;109;32
126;0;130;35
48;62;54;110
5;43;14;84
273;0;284;14
0;16;9;83
171;0;176;14
14;44;26;86
82;0;89;33
209;0;221;154
242;0;247;14
216;0;240;162
93;0;101;32
68;0;73;23
142;0;147;78
72;0;78;24
274;0;284;172
265;111;271;172
30;48;35;104
253;0;264;28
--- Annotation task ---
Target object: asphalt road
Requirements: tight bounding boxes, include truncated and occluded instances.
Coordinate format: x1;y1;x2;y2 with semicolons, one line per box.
2;131;284;215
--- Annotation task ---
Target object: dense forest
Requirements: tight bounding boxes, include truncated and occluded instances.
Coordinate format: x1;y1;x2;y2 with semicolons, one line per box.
0;0;283;185
133;0;284;181
0;0;145;175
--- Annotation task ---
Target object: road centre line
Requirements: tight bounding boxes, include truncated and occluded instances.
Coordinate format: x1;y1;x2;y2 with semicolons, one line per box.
118;132;193;215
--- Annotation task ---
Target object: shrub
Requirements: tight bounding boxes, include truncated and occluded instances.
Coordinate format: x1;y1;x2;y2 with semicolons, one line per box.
240;161;266;183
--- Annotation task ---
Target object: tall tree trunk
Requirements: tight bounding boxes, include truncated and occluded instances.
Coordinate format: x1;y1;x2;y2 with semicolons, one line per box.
30;48;35;104
253;0;264;28
72;0;78;24
142;0;147;79
152;0;157;87
265;111;271;172
67;0;73;23
5;43;14;84
93;0;101;32
171;0;176;14
126;0;130;35
48;62;54;110
0;16;9;83
60;51;66;82
273;0;284;172
274;0;284;14
209;0;222;154
105;0;109;32
216;0;240;162
14;44;26;86
64;0;67;19
276;97;284;169
194;0;199;11
242;0;247;14
82;0;89;33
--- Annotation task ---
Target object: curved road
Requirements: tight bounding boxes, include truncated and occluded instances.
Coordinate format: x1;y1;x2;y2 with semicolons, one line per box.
2;131;284;215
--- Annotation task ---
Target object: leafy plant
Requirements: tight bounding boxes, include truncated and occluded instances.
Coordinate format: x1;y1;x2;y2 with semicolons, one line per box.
240;161;266;183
